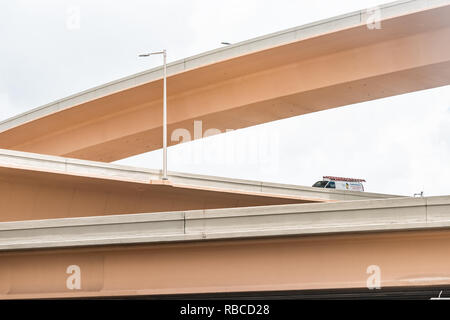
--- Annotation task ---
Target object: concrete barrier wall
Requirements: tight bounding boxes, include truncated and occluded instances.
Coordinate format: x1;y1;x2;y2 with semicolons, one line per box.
0;195;448;251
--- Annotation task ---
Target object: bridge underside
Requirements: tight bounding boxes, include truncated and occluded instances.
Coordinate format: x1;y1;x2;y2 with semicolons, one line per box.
2;229;450;299
0;148;400;222
0;3;449;161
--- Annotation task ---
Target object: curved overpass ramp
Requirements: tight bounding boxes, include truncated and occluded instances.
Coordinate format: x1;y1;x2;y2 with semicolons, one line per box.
0;0;449;161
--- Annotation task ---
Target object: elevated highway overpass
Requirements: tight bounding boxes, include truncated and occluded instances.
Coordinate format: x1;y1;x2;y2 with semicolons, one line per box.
0;149;449;299
0;0;449;162
0;181;449;298
0;149;397;222
0;0;450;299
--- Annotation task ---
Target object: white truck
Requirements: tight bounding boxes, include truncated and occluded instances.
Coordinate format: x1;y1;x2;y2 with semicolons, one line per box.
312;176;366;192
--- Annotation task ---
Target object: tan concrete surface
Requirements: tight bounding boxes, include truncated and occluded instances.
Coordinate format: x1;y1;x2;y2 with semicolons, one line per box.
2;229;450;299
0;149;400;222
0;1;449;161
0;195;448;251
0;165;314;222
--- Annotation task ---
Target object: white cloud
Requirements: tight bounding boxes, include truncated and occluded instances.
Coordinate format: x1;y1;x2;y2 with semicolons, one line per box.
0;92;15;120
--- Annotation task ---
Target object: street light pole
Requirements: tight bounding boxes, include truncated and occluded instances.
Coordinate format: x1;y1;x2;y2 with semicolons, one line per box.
162;50;168;181
139;50;168;180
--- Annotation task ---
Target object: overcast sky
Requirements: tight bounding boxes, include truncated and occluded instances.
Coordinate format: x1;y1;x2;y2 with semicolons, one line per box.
1;0;449;196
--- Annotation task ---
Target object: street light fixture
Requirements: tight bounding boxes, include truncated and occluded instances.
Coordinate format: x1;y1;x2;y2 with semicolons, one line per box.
138;50;168;180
